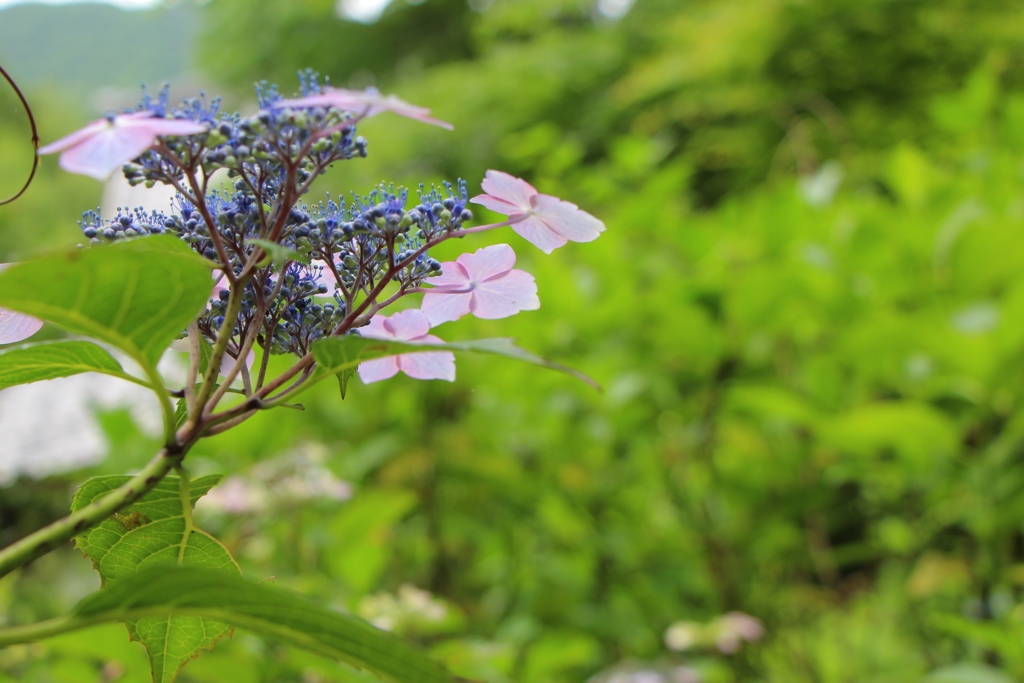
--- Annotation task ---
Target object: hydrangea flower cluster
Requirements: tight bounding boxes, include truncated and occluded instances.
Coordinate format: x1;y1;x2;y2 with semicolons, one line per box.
33;71;605;389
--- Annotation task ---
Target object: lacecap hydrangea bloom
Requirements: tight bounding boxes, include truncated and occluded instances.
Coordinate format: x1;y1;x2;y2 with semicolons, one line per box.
37;70;605;385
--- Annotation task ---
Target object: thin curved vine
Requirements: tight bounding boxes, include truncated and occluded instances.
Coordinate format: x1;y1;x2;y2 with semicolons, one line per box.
0;62;39;206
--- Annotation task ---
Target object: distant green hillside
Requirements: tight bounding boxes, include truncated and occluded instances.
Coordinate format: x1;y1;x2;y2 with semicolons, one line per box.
0;2;197;110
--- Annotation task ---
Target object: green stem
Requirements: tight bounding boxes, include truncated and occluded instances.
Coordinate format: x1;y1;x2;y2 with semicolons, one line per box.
0;615;77;646
175;465;193;564
0;445;186;579
138;355;177;448
194;283;245;413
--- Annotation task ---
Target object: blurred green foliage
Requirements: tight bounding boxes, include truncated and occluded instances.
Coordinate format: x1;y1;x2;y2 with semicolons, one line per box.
199;0;1024;204
0;86;99;259
6;0;1024;682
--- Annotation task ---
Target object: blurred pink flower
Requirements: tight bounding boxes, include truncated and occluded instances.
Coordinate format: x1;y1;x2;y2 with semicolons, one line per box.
218;348;256;379
38;112;207;181
357;310;455;384
421;244;539;325
715;612;764;654
275;87;453;130
211;271;229;298
471;170;605;254
0;264;42;344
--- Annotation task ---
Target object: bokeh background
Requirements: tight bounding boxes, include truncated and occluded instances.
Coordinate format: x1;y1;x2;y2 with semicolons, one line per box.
3;0;1024;681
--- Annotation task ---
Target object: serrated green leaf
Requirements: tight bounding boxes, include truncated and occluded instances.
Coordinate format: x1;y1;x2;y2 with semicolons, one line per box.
311;335;600;390
196;334;214;377
0;340;138;389
0;237;214;365
173;398;189;429
68;567;456;683
72;474;239;683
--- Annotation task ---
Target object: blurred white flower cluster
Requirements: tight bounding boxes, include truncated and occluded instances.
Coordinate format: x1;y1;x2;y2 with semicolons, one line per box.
358;583;464;637
664;611;764;655
0;350;182;485
198;442;352;515
589;663;702;683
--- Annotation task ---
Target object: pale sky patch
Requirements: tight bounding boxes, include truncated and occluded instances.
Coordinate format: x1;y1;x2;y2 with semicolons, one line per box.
0;0;161;9
335;0;392;23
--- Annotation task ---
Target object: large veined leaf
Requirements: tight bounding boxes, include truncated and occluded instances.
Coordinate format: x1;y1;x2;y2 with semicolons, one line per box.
311;335;600;390
72;474;239;683
0;340;140;389
0;567;459;683
0;237;214;365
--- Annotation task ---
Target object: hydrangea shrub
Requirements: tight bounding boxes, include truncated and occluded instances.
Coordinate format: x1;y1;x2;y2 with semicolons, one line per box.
0;71;603;683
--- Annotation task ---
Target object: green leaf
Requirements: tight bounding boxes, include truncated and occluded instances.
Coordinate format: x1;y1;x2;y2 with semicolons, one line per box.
0;340;138;389
72;474;239;683
0;236;214;365
311;335;600;390
196;334;214;377
68;567;456;683
248;238;308;268
337;367;356;399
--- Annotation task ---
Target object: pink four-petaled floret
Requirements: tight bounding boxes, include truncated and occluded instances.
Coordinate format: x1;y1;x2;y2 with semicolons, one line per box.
37;111;208;181
357;309;456;384
421;244;539;326
471;170;606;254
275;87;454;130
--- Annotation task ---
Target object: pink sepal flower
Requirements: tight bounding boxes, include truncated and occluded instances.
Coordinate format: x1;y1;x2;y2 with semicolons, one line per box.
421;244;539;326
357;310;455;384
0;264;42;344
275;87;454;130
38;111;208;181
470;170;605;254
0;309;43;344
